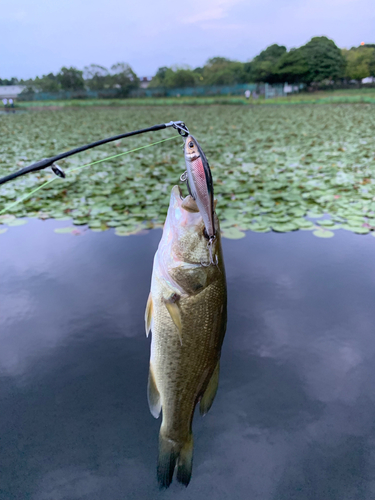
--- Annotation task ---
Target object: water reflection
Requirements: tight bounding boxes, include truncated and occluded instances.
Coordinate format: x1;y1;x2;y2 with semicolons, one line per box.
1;221;375;499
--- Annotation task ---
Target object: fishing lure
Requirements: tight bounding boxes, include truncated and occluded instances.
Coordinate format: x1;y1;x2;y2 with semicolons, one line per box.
182;135;217;265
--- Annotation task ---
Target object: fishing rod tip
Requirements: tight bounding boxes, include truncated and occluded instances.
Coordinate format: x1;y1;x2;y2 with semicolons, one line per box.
51;164;66;179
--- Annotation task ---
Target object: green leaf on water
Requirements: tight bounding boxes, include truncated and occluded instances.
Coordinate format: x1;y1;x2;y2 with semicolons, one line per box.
0;215;16;224
2;105;375;237
7;219;28;226
294;218;314;229
317;219;335;227
271;222;298;232
0;227;8;234
54;226;76;234
221;227;246;239
341;225;369;234
115;226;132;236
307;212;323;219
313;229;334;238
249;224;271;233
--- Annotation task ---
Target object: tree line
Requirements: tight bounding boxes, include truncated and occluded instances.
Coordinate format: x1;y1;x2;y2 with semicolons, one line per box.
151;38;375;88
5;63;140;96
2;37;374;93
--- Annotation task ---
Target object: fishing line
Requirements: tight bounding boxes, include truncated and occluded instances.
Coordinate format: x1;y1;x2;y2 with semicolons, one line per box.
0;120;189;186
0;135;180;216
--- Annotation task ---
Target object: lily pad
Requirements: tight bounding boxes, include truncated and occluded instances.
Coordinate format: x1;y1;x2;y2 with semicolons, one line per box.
294;218;314;229
271;223;298;233
341;225;370;234
317;219;335;227
0;227;8;234
54;227;76;234
313;229;334;238
221;227;246;239
0;215;16;224
6;219;28;226
1;104;375;237
248;224;271;233
115;226;132;236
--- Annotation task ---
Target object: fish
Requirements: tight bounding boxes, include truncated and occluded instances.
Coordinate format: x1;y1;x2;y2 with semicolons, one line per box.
184;135;216;241
145;185;227;488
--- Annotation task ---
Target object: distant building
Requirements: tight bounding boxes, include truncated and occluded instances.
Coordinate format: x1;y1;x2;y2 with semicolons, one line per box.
0;85;26;100
284;83;299;94
140;77;151;89
362;76;375;84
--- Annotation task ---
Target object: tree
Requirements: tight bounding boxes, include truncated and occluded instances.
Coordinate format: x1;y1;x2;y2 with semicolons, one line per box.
342;46;375;81
277;48;309;83
246;44;287;83
276;37;345;85
110;63;139;95
148;67;169;87
149;66;199;88
0;77;19;85
84;64;110;90
164;68;199;88
202;57;246;85
302;36;345;83
56;67;85;90
33;73;60;92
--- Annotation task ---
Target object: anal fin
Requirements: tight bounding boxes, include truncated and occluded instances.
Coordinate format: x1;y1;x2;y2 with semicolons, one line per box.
148;364;161;418
145;292;153;337
200;361;220;416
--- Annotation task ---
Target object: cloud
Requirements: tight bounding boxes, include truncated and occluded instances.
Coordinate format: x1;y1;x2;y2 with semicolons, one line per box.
182;0;243;24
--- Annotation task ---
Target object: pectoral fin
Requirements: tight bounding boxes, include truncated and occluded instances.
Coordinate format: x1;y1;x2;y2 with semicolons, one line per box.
165;295;183;345
148;363;161;418
200;361;220;416
145;292;153;337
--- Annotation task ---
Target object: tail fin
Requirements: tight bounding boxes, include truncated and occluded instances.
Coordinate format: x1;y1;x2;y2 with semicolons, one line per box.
176;435;193;486
157;432;193;488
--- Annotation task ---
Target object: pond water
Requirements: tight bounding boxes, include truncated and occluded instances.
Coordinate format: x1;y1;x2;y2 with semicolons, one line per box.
1;222;375;499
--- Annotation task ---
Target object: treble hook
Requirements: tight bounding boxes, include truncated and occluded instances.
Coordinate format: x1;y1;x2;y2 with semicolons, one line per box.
200;236;219;267
180;170;193;197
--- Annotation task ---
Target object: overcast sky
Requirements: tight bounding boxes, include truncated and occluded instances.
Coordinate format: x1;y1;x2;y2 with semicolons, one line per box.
1;0;374;80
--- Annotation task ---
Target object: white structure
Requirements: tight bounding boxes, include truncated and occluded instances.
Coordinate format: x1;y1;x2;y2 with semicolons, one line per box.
284;84;299;94
140;77;151;89
362;76;375;84
0;85;26;100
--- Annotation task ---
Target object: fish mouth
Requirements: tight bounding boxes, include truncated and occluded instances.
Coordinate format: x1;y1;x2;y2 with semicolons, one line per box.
169;185;202;230
171;185;184;205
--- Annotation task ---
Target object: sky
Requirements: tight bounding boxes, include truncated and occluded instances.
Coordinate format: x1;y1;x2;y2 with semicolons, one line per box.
1;0;374;80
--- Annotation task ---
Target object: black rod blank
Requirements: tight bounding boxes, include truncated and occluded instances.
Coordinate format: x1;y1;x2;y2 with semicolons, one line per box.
0;120;189;186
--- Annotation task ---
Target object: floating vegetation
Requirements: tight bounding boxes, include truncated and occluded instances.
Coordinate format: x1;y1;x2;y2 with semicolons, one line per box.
1;104;375;238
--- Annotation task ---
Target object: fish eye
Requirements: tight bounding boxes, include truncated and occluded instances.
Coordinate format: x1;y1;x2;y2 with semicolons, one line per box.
189;141;194;148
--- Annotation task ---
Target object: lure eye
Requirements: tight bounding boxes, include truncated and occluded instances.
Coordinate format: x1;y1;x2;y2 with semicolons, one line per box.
189;141;194;148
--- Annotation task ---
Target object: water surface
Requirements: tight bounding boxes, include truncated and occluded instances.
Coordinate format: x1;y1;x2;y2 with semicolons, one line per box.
1;222;375;499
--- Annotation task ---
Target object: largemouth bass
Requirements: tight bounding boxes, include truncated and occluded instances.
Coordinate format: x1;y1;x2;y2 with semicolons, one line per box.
145;185;227;488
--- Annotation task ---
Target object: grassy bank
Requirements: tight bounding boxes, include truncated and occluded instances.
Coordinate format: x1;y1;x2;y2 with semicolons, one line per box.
15;88;375;108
